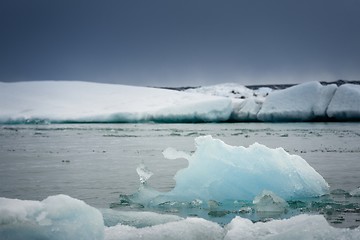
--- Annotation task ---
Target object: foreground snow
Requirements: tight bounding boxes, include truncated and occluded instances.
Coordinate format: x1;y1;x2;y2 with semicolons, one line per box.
1;195;359;240
0;81;359;123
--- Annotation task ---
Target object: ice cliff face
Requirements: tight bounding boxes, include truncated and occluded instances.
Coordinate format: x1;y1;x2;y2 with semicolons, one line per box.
327;84;360;120
190;81;360;122
257;82;338;121
0;81;359;123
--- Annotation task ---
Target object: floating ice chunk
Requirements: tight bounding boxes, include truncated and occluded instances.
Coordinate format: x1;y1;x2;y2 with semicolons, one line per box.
224;214;360;240
163;147;191;160
257;82;337;121
350;187;360;197
0;194;104;240
163;135;329;201
327;84;360;120
105;217;225;240
136;163;154;184
253;190;288;213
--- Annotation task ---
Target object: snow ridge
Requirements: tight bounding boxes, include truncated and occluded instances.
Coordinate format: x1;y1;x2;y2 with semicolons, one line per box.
0;81;359;123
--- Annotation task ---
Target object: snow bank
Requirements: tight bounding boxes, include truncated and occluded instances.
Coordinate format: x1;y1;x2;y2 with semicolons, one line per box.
185;83;255;99
100;209;183;228
185;81;360;122
105;217;225;240
224;214;360;240
1;195;360;239
231;98;263;121
1;81;358;123
185;83;267;121
0;81;232;123
0;194;104;240
105;214;360;240
257;82;337;121
327;84;360;120
162;135;329;201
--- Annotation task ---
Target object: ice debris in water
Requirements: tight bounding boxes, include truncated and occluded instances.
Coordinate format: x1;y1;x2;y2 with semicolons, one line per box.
136;163;153;184
253;190;288;213
350;187;360;197
160;135;329;202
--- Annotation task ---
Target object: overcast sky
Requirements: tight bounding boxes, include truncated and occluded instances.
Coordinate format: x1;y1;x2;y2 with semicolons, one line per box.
1;0;359;87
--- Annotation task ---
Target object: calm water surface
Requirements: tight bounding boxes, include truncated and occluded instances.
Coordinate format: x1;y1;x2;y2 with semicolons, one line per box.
0;123;359;227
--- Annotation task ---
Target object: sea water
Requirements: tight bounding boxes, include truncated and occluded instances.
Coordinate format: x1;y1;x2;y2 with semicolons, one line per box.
0;122;360;231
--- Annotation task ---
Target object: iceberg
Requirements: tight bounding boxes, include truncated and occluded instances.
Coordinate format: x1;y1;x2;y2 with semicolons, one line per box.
0;81;232;123
257;81;337;121
1;80;359;123
185;81;360;122
161;135;329;202
126;135;329;208
327;84;360;120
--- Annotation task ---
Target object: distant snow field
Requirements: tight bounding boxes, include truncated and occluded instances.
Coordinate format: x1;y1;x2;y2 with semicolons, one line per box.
0;81;359;123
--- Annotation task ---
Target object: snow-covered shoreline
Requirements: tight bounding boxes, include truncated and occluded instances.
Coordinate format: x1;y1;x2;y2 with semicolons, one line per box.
0;81;359;123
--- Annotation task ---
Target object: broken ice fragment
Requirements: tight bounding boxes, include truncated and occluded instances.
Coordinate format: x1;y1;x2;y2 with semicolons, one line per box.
253;190;289;212
136;163;153;184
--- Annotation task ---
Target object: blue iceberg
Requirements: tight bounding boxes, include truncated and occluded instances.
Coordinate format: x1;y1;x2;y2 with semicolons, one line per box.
161;135;329;202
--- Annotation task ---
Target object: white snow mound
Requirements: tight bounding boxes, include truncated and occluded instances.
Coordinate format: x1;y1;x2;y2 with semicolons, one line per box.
327;84;360;120
0;81;232;123
257;81;337;121
0;194;104;240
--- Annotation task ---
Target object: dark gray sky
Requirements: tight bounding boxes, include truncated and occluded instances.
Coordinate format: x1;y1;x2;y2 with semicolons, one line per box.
1;0;359;87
